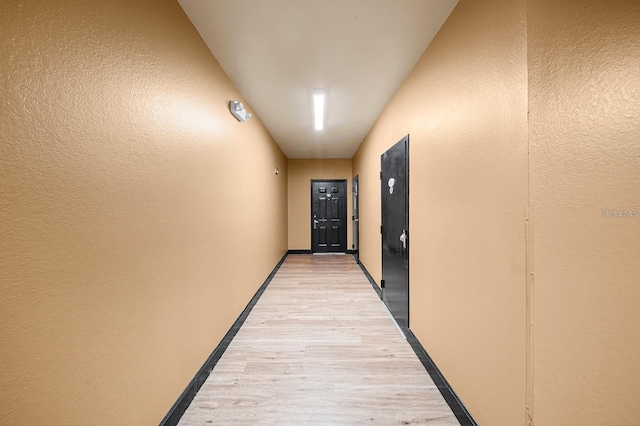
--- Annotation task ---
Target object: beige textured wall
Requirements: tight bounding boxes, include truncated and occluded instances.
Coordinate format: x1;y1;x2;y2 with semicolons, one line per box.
354;0;640;424
353;0;528;424
288;159;352;250
529;1;640;424
0;1;287;425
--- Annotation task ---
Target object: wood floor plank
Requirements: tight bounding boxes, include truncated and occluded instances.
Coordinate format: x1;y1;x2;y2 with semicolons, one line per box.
178;254;459;425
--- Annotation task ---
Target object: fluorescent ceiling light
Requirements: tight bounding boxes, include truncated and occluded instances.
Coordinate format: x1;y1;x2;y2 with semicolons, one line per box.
313;92;324;131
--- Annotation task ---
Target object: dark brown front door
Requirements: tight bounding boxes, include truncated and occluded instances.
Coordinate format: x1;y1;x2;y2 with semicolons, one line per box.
311;180;347;253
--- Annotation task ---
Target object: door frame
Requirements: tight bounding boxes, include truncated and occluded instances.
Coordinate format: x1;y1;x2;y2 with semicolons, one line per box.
310;179;348;254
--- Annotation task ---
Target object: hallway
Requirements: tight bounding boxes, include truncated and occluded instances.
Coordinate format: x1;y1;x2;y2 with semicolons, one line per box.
3;1;638;424
177;255;459;425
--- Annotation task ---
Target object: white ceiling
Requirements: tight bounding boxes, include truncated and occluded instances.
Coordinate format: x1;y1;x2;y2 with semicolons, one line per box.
178;0;458;158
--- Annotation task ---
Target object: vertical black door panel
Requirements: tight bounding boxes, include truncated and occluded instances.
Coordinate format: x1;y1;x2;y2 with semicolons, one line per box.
352;175;360;263
381;135;409;330
311;180;347;253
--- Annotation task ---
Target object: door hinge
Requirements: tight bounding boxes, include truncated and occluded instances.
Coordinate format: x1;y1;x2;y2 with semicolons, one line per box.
380;225;383;234
380;279;385;289
352;244;355;249
380;171;382;179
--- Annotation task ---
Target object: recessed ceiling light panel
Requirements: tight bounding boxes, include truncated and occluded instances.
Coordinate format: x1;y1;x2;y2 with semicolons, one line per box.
313;92;325;131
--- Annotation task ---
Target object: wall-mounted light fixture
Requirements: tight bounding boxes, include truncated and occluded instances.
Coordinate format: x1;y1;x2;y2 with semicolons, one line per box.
313;91;325;131
229;100;252;122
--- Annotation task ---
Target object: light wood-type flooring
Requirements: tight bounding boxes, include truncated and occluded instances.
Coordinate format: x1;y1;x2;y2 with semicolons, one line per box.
178;254;459;425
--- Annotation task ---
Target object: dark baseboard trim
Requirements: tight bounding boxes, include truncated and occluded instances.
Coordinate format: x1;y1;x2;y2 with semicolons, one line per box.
405;329;477;426
357;261;382;299
159;252;289;426
289;250;355;255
